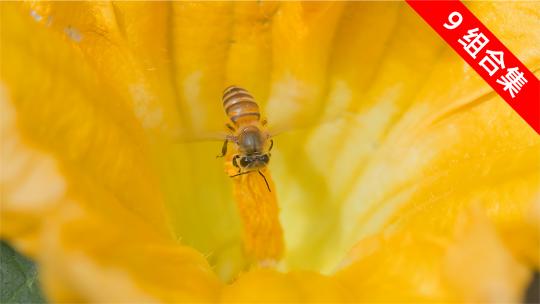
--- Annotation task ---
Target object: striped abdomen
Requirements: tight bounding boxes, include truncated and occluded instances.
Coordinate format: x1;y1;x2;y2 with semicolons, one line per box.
223;86;261;126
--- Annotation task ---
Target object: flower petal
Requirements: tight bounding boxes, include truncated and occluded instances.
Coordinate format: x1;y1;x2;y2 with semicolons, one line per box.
38;203;221;302
222;268;352;302
336;206;532;302
323;2;540;302
1;3;220;301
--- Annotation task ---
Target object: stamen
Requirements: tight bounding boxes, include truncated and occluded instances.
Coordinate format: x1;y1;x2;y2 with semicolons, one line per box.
224;157;284;265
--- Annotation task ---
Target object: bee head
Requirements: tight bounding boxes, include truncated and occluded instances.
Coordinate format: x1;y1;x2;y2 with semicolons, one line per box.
239;154;270;169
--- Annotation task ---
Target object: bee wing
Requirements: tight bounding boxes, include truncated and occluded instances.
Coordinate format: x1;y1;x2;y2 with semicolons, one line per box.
266;120;293;138
266;118;324;138
268;128;285;138
170;129;230;143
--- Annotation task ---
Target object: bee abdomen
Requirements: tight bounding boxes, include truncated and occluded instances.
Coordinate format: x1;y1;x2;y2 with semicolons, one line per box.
223;86;261;124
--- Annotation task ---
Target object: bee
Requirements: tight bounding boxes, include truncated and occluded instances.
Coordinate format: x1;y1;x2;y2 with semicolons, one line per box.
217;85;273;191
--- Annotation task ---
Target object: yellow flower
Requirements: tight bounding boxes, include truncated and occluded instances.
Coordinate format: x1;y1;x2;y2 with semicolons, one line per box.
1;1;539;302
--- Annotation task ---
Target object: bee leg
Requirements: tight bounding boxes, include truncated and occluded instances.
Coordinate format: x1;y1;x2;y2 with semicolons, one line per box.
268;139;274;152
226;123;235;132
232;155;241;173
216;139;228;158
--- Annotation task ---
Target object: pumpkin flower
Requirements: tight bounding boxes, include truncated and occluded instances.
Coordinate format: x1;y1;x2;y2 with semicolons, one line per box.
2;1;540;302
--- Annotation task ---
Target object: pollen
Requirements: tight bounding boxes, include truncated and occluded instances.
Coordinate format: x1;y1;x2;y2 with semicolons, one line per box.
224;154;284;265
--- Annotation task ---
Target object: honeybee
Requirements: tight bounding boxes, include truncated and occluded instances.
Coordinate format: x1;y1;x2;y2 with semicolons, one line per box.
217;85;273;191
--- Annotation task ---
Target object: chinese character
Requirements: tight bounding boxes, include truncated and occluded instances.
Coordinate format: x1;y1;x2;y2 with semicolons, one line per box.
496;67;527;98
458;28;489;59
479;50;505;76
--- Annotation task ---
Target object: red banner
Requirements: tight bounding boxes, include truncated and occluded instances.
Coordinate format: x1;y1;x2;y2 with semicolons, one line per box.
406;0;540;135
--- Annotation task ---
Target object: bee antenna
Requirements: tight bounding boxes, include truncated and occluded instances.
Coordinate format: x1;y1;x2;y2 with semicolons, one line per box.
258;170;271;192
230;171;252;178
229;170;271;192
